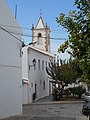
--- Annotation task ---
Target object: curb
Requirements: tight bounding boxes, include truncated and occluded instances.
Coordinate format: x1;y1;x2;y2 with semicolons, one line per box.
23;100;85;106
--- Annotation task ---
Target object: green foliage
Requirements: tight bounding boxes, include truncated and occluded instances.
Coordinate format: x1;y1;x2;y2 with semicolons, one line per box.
46;58;81;99
52;88;60;100
64;88;71;98
46;59;78;87
59;59;76;85
56;0;90;85
71;86;86;98
70;58;83;79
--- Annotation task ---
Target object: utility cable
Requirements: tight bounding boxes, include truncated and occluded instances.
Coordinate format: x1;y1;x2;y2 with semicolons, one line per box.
0;24;30;30
0;28;67;41
0;26;22;42
0;24;68;34
0;64;21;68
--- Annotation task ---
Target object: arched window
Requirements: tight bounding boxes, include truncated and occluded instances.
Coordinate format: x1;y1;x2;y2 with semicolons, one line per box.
38;33;42;37
37;33;42;44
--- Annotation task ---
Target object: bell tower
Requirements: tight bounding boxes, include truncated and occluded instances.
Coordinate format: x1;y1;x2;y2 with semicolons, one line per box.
31;16;50;52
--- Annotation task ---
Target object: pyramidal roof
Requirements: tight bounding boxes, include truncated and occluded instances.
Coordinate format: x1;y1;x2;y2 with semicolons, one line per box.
36;16;45;29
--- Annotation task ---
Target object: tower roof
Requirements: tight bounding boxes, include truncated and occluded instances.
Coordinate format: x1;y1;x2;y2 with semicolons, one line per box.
35;16;45;29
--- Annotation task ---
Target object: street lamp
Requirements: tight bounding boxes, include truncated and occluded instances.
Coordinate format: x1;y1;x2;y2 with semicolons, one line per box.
32;58;36;67
29;58;36;70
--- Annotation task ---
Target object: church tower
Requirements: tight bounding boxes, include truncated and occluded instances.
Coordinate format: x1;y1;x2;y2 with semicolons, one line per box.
31;16;50;52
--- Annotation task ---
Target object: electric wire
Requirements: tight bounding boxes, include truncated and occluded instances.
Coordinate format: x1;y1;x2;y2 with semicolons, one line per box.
0;64;21;68
0;24;68;34
0;26;22;42
0;27;68;41
10;31;67;40
0;24;31;30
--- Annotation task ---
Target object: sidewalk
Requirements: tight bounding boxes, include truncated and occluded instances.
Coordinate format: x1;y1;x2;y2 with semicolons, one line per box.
30;94;85;105
0;115;33;120
34;94;53;103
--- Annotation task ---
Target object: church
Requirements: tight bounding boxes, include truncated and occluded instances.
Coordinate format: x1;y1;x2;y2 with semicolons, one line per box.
22;16;55;104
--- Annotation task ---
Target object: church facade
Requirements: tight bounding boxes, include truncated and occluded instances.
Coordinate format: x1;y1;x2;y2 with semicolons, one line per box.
22;16;55;104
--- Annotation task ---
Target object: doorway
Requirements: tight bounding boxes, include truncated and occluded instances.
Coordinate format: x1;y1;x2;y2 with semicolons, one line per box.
35;84;37;98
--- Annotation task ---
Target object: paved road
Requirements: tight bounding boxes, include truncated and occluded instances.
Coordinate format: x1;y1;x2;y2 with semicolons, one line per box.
23;102;84;120
0;95;87;120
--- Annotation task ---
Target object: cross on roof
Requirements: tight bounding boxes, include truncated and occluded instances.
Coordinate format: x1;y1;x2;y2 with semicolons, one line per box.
40;9;42;16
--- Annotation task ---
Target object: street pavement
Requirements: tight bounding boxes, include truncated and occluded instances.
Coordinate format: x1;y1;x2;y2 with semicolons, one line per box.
0;95;88;120
23;102;84;120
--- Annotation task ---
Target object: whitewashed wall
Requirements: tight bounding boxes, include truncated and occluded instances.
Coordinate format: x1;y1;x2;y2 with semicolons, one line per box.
28;48;49;100
0;0;22;118
22;48;28;80
22;46;54;104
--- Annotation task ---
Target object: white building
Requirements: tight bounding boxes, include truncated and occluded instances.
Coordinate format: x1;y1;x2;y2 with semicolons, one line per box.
22;16;55;104
0;0;22;118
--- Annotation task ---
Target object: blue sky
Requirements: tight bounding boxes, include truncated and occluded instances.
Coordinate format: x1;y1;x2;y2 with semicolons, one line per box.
5;0;76;60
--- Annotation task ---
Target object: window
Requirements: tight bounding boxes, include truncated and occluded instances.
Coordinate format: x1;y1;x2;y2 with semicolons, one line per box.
34;63;36;70
38;33;42;37
43;81;45;90
42;60;44;70
37;33;42;45
29;65;30;70
46;61;47;68
38;60;40;70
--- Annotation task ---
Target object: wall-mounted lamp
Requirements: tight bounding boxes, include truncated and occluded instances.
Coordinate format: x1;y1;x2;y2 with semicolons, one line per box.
29;58;36;70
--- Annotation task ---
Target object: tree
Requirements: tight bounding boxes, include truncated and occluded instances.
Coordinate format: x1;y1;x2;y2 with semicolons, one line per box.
71;85;86;98
46;58;78;97
70;58;83;79
56;0;90;86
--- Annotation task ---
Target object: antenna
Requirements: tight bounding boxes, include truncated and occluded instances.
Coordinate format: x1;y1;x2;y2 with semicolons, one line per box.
15;4;17;19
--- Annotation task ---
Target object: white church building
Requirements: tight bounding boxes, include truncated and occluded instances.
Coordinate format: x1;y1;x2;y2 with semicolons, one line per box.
0;0;22;118
22;16;55;104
